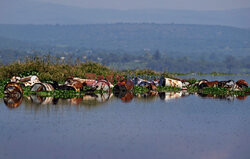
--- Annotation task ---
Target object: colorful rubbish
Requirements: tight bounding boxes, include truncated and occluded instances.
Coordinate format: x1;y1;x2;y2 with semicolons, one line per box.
31;83;55;92
3;82;23;108
236;80;248;89
6;75;249;93
93;80;113;91
113;79;134;94
4;82;23;95
160;77;183;89
64;78;83;91
65;77;113;91
11;75;41;87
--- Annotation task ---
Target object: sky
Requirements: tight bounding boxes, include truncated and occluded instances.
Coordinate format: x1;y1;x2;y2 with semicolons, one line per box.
35;0;250;10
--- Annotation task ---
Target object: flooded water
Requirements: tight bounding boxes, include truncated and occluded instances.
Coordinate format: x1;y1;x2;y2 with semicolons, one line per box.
1;76;250;159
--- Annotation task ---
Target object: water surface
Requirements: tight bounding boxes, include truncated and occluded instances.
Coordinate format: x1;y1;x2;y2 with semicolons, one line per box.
1;76;250;159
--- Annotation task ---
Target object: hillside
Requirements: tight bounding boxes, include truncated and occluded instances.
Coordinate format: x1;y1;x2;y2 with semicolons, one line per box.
0;0;250;28
0;24;249;56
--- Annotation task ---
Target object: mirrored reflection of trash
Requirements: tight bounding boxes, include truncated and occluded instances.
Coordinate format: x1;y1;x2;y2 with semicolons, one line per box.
236;95;247;100
21;92;114;106
196;93;248;101
158;91;190;102
119;92;134;103
69;97;83;105
113;79;134;103
3;95;23;108
193;79;248;91
30;95;54;105
136;91;158;98
83;92;113;103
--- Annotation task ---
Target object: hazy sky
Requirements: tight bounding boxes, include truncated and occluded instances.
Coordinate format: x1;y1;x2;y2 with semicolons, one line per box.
36;0;250;10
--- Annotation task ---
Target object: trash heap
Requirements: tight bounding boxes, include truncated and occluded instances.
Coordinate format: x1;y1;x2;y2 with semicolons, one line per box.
2;75;249;108
3;75;249;98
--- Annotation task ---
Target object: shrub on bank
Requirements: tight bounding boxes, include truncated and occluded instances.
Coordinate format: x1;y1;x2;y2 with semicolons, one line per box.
0;57;116;82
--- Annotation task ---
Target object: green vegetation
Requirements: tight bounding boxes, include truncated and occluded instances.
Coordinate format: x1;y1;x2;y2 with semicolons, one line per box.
0;56;117;81
186;86;250;96
199;87;250;96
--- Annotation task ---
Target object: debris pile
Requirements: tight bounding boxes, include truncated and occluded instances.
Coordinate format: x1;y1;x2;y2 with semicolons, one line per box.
3;75;249;101
193;79;248;91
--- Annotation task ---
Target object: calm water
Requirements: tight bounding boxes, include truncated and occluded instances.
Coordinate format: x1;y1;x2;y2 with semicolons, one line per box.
178;74;250;83
1;76;250;159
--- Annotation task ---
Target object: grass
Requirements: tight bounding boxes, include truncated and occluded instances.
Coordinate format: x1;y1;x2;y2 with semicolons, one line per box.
199;87;250;96
0;56;117;82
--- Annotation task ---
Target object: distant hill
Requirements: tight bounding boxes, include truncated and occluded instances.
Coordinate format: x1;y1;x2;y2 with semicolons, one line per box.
0;24;249;57
0;0;250;28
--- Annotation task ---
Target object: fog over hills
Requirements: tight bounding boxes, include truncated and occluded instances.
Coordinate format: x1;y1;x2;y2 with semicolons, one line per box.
0;24;249;57
1;0;249;73
0;0;250;28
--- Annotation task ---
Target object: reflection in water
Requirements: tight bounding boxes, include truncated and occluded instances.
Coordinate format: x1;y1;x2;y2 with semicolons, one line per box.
158;91;190;102
30;96;54;105
2;90;248;108
120;92;134;103
196;93;248;101
3;95;23;108
81;92;113;106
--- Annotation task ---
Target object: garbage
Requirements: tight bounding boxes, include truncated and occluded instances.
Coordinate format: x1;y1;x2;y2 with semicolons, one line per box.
93;80;113;91
64;78;83;91
65;77;113;91
31;83;55;92
196;80;219;89
132;77;160;88
6;75;248;94
3;82;23;108
10;75;41;87
4;82;23;95
113;79;134;94
159;77;183;89
236;80;248;89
